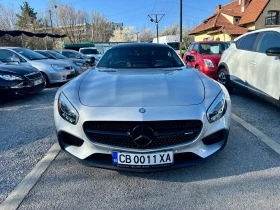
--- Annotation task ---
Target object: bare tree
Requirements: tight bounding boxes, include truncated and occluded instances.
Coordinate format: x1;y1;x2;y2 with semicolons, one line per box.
110;26;137;42
90;12;113;42
0;4;17;30
57;5;88;43
139;28;154;42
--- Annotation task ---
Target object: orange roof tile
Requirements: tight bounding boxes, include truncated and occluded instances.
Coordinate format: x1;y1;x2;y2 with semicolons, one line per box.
221;1;242;17
239;0;269;25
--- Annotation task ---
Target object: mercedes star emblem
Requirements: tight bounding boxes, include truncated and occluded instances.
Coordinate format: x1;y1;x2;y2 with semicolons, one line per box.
131;125;154;147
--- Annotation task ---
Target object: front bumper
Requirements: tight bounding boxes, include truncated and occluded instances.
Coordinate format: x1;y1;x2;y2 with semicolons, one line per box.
0;79;46;96
58;129;229;172
47;70;76;84
54;97;231;171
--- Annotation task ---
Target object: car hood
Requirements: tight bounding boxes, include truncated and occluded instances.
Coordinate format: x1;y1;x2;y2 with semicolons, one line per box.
78;67;205;107
0;63;39;75
29;59;70;68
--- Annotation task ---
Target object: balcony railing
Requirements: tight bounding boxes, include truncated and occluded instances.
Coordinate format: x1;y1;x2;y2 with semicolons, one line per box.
265;16;280;25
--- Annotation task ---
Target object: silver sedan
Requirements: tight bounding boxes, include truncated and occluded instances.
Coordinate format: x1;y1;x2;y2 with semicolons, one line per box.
54;43;231;171
0;47;76;86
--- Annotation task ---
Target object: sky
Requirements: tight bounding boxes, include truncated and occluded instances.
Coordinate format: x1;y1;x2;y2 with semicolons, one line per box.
1;0;233;32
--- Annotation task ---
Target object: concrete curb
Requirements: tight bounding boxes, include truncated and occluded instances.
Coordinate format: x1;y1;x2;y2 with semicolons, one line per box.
232;113;280;156
0;143;60;210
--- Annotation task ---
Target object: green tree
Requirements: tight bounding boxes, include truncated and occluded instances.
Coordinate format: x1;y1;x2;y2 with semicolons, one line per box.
16;1;38;30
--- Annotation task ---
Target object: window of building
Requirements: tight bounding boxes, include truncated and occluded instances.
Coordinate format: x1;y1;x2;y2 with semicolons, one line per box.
265;10;280;25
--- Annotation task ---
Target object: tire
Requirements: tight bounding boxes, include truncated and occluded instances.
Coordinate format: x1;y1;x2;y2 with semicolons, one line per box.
217;68;233;93
41;72;50;88
195;65;200;70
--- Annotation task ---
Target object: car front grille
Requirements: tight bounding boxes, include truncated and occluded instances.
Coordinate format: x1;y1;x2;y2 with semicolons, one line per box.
25;72;42;80
83;120;202;149
67;74;75;79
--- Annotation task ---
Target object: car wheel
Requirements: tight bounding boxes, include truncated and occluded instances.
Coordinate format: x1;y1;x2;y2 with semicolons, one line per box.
217;68;233;93
195;65;200;70
42;72;50;88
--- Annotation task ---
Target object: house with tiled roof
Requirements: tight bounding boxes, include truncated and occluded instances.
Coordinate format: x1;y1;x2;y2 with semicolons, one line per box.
189;0;280;41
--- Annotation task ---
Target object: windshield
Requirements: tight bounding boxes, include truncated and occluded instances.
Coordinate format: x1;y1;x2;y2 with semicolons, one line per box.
97;46;184;69
80;48;100;55
200;43;228;55
13;48;48;60
47;51;67;59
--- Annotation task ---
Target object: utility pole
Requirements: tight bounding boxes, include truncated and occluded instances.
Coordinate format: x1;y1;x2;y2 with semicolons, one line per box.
49;9;54;42
148;14;165;43
180;0;183;58
136;32;140;42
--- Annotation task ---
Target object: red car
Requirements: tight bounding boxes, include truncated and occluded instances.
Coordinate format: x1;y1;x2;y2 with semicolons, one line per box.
183;41;229;79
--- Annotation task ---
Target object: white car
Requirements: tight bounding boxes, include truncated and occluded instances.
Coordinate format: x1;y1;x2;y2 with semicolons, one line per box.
217;27;280;107
79;47;102;62
54;43;231;172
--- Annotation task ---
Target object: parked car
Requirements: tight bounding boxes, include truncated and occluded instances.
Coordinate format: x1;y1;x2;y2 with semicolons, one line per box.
35;50;89;75
0;61;45;97
183;41;229;79
54;43;231;171
0;47;76;87
79;47;102;62
217;27;280;107
58;49;95;66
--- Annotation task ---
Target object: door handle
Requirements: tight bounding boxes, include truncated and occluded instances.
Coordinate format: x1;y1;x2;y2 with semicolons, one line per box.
250;61;256;66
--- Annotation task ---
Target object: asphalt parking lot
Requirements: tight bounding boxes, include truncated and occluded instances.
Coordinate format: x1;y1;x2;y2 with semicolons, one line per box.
0;87;280;210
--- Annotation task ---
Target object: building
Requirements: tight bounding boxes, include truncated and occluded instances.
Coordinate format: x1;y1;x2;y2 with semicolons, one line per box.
189;0;280;41
110;22;124;31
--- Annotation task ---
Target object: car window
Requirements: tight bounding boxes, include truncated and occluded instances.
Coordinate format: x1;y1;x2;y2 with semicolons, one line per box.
47;51;67;59
80;48;99;55
187;43;193;52
200;43;228;55
257;31;280;53
97;46;184;69
193;44;200;53
236;33;259;51
0;49;26;63
36;51;53;59
13;48;48;60
62;51;76;58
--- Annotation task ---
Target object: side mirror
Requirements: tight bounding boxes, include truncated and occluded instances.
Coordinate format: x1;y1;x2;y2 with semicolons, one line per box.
11;57;20;63
265;47;280;56
186;55;195;63
190;50;197;54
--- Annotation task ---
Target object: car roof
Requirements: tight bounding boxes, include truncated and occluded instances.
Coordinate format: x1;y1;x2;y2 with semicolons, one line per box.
111;43;173;49
0;47;21;50
191;41;227;44
235;27;280;41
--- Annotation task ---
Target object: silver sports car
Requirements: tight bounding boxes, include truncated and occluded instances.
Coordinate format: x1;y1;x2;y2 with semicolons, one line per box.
54;43;231;171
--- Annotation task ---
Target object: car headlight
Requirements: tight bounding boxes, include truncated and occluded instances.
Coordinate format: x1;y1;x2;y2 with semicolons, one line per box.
52;64;64;70
58;92;79;125
204;59;214;67
207;91;227;123
0;74;24;81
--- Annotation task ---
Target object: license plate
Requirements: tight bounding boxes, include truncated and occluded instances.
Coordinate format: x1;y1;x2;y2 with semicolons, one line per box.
112;151;173;167
34;79;43;86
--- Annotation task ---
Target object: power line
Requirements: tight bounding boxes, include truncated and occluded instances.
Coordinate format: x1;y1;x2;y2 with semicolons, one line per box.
151;0;159;13
148;14;165;43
